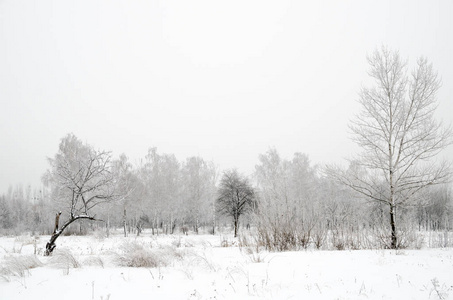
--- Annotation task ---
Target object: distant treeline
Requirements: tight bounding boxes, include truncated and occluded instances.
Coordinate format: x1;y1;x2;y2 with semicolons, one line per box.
1;147;451;249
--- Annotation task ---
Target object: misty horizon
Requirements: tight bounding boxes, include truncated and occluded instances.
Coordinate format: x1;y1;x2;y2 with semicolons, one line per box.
1;0;453;195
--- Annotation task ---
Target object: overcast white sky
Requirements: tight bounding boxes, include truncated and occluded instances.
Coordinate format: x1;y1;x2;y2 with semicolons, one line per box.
1;0;452;195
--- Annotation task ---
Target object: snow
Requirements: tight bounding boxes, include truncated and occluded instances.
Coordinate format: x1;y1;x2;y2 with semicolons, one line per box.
1;233;452;299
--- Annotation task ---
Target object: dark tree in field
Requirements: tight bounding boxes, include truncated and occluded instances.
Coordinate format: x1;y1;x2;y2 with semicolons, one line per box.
42;134;118;255
216;169;255;237
326;47;452;249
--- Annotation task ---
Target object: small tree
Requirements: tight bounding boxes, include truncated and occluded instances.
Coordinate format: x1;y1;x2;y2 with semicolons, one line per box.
326;47;452;249
216;169;255;237
42;134;118;255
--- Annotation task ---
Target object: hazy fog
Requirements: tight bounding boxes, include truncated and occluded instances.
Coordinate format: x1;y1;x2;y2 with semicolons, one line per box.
1;0;452;194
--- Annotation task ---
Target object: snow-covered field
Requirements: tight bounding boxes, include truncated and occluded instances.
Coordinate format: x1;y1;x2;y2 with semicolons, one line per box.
1;232;452;300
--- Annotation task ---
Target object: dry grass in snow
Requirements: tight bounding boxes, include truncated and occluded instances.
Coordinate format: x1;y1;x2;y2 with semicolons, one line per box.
0;232;452;299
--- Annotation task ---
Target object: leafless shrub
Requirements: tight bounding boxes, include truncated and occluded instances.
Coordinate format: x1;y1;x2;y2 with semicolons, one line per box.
255;214;318;252
332;230;346;251
238;234;250;249
347;233;363;250
369;222;423;250
342;227;366;250
327;227;359;250
237;233;266;262
312;224;327;250
397;229;424;249
256;222;296;252
244;246;266;263
297;224;312;250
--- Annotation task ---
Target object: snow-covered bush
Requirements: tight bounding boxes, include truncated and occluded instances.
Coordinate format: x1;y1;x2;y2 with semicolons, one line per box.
49;248;81;269
0;255;42;281
113;241;183;268
83;255;104;268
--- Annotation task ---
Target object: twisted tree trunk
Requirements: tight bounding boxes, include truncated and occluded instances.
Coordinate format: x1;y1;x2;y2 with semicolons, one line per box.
45;213;100;256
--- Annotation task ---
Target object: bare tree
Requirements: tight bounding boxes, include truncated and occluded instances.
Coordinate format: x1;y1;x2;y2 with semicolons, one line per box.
217;169;255;237
181;156;217;234
42;134;118;255
110;153;136;237
140;148;180;235
255;149;323;251
326;47;452;249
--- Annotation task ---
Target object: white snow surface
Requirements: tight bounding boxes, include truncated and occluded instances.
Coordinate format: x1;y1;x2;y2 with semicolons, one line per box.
0;232;452;299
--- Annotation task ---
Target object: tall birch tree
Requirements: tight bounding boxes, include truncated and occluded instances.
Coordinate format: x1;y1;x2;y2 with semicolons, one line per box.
326;47;452;249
